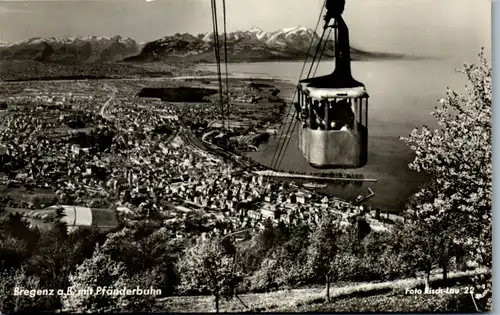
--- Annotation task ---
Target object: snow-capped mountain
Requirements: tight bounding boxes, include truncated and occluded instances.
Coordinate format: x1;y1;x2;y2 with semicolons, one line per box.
0;35;140;63
126;26;401;63
252;26;320;48
127;26;339;62
0;27;403;63
0;40;9;47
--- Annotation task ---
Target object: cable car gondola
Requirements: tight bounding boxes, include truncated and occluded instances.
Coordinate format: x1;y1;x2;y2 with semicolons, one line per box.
296;0;369;168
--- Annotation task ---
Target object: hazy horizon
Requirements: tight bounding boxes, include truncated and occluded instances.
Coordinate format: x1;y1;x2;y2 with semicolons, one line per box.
0;0;491;61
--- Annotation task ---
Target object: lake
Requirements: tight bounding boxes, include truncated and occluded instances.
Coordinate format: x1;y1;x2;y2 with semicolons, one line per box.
197;58;470;212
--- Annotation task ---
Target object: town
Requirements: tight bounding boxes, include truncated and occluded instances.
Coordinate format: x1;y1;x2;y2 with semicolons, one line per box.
0;77;401;237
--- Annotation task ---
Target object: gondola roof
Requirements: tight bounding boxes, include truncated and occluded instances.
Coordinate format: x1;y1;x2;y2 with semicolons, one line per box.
299;69;368;99
300;84;368;99
299;73;368;99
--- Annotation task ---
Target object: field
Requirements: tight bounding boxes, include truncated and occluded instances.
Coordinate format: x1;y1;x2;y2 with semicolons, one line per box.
4;204;118;230
157;269;485;312
295;290;476;313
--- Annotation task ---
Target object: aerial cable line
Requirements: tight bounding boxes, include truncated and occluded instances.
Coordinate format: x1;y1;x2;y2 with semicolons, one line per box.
211;0;225;132
275;31;328;170
222;0;230;131
273;27;328;170
270;4;325;169
272;25;328;169
213;0;224;131
306;29;328;79
270;0;326;169
313;27;332;77
274;3;334;170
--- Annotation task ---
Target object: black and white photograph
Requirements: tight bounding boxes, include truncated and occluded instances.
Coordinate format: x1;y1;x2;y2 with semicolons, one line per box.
0;0;492;313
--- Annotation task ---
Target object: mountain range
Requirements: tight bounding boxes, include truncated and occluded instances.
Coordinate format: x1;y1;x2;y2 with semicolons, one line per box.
127;26;405;62
0;27;405;64
127;26;337;62
0;36;141;63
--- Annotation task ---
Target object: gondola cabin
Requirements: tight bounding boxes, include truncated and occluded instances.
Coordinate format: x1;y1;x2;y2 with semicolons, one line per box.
296;82;368;168
294;0;369;169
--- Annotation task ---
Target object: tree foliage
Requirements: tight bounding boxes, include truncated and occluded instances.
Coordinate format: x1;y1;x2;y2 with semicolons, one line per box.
360;231;411;281
176;236;242;312
397;222;443;290
100;227;181;295
61;245;158;313
401;49;491;310
0;268;41;313
306;213;342;301
61;245;128;313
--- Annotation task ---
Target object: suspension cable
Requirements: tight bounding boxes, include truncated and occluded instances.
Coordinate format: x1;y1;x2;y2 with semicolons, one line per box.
283;27;333;171
270;10;326;169
211;0;225;132
270;0;326;169
273;27;328;170
306;28;328;79
222;0;230;132
313;27;332;77
215;0;224;131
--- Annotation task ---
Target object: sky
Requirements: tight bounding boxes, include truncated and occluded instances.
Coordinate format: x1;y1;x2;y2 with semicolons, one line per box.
0;0;491;59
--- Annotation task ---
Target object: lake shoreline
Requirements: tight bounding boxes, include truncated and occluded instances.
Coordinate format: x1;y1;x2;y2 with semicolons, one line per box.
196;59;457;212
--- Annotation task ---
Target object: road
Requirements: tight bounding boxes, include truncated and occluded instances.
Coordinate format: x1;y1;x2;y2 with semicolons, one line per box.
100;84;118;121
201;130;218;143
